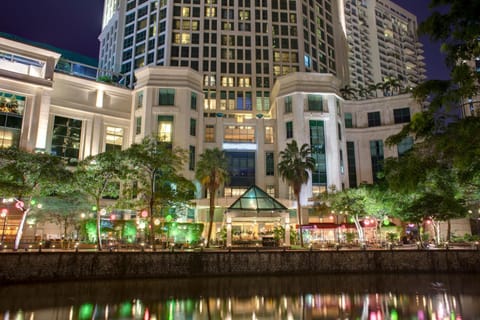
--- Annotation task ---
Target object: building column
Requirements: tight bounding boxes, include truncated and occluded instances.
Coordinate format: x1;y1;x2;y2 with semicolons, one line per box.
284;215;290;247
226;215;232;247
33;88;51;152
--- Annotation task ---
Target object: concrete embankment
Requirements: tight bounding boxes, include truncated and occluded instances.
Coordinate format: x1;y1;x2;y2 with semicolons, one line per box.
1;250;480;283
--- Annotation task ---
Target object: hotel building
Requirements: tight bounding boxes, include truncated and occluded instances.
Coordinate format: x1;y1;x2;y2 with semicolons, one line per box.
0;0;429;242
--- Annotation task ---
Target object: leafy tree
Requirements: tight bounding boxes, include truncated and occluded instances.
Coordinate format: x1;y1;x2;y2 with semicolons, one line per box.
195;148;229;248
123;136;193;251
383;142;468;242
75;149;124;251
413;0;480;112
0;147;71;250
29;191;91;240
329;187;368;243
278;140;316;247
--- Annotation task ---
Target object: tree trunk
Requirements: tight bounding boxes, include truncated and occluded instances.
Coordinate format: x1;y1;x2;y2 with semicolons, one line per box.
296;192;304;247
447;219;451;242
206;189;215;248
149;199;157;251
14;208;29;251
96;198;103;251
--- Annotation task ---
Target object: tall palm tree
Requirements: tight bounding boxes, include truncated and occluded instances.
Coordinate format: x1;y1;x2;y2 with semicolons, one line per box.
195;148;229;247
340;85;357;100
278;140;316;247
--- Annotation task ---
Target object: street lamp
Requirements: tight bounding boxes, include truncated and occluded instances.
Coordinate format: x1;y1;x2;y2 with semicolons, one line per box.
0;208;7;244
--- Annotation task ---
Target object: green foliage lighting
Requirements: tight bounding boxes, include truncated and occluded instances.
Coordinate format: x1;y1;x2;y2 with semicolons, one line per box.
79;303;94;320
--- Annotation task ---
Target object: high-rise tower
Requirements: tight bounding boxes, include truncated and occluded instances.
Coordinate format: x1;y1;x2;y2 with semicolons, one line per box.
344;0;426;92
99;0;349;115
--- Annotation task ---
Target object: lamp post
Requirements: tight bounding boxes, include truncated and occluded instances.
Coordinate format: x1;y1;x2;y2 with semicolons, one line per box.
1;208;7;244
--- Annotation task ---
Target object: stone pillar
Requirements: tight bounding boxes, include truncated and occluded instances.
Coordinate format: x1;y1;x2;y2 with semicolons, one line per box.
226;215;232;247
284;214;290;247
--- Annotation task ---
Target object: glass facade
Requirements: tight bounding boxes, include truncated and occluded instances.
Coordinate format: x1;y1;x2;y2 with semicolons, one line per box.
226;151;255;187
51;116;82;165
346;141;357;187
265;151;274;176
0;91;25;148
310;120;327;185
370;140;384;182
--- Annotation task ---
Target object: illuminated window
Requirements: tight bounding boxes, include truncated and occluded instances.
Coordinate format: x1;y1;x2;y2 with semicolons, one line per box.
182;7;190;17
238;77;251;87
173;33;191;44
221;77;234;87
205;125;215;142
204;75;216;86
105;126;124;151
265;126;274;144
206;7;216;17
224;125;255;142
239;10;250;20
158;115;173;142
0;128;17;148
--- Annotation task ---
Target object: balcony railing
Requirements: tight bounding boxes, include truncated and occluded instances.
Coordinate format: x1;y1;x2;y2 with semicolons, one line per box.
55;58;127;88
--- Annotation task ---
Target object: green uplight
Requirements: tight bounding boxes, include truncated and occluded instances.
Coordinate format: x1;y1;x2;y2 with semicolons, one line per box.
390;309;398;320
30;199;36;205
92;205;97;211
79;303;94;320
119;302;132;317
165;214;173;222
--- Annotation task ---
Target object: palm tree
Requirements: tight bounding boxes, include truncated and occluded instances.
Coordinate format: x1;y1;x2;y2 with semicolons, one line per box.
357;85;370;99
195;148;229;247
278;140;316;247
340;85;357;100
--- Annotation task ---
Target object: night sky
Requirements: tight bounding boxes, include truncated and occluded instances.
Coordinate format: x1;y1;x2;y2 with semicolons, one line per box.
0;0;449;80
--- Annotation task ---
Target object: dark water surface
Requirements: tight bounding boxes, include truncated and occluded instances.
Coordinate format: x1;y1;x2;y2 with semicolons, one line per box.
1;273;480;319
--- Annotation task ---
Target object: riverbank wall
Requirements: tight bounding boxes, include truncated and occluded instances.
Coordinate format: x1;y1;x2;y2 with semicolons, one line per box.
1;250;480;283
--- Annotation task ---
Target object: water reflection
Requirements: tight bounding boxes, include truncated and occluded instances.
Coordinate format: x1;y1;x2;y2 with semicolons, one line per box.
1;274;480;319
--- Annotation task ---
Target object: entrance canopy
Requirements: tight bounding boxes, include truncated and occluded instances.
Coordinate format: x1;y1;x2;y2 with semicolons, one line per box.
227;185;288;215
225;185;291;247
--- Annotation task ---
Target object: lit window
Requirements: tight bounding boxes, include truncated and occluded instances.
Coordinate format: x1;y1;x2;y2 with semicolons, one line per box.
221;77;234;87
158;115;173;142
223;125;255;142
205;125;215;142
206;7;216;17
265;126;274;144
105;126;124;151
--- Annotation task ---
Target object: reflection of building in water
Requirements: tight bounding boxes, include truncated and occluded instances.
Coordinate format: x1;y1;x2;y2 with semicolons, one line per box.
4;291;477;319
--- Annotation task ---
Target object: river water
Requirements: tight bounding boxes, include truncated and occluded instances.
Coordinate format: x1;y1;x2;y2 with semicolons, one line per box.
1;273;480;319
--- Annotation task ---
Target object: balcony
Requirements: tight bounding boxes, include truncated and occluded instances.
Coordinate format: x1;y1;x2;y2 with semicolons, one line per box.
55;58;127;88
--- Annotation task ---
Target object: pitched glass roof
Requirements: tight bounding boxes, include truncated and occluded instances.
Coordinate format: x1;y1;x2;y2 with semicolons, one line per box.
228;185;287;212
